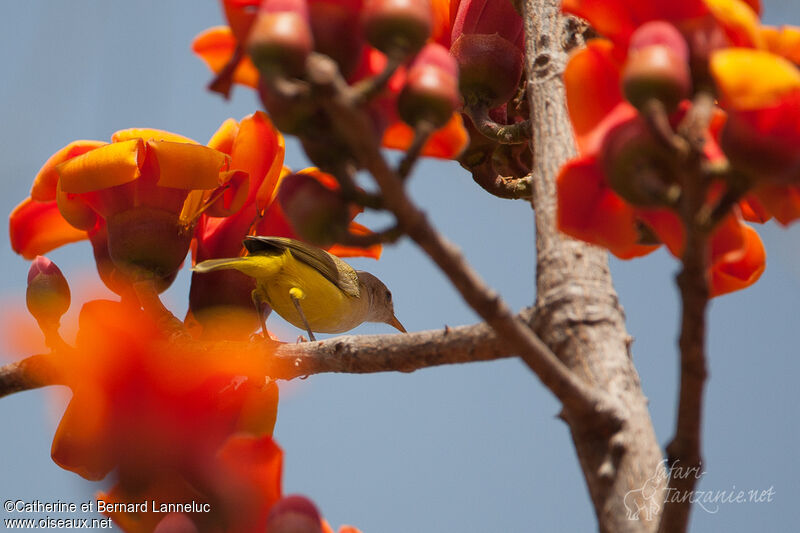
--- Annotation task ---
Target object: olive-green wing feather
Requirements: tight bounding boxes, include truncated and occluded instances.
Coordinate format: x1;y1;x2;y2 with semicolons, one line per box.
244;236;361;298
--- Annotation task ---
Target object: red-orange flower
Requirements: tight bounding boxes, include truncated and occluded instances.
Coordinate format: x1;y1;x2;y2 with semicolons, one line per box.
10;129;243;294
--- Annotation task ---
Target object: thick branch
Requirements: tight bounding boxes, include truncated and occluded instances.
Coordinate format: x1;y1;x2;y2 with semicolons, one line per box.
525;1;666;532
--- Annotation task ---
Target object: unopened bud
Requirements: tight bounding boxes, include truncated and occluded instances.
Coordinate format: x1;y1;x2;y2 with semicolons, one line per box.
277;172;349;247
629;21;689;61
622;45;691;112
266;495;323;533
362;0;432;58
153;513;199;533
248;9;314;79
398;43;460;128
600;118;679;206
309;0;365;78
450;33;523;108
26;256;71;325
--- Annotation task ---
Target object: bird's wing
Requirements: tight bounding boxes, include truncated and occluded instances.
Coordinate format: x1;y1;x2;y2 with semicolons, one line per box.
244;236;361;298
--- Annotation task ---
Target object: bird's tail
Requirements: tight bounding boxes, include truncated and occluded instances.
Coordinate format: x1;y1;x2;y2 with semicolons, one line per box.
192;256;280;279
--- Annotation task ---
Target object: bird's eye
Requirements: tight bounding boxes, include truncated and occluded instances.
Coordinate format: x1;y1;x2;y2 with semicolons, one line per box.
385;290;392;302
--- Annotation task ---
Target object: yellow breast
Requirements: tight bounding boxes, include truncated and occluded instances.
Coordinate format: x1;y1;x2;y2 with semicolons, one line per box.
257;252;369;333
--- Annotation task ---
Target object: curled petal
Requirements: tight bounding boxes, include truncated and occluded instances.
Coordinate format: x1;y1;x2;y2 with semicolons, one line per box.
637;208;684;257
328;222;383;260
111;128;197;144
148;141;230;190
709;211;746;261
705;0;764;48
51;392;114;481
381;113;469;159
57;139;145;193
562;0;707;44
205;170;251;217
738;194;771;223
557;157;655;258
761;25;800;65
711;49;800;109
564;41;634;153
10;198;89;259
752;183;800;225
207;118;240;155
230;112;286;207
192;26;260;89
710;223;765;296
31;140;106;202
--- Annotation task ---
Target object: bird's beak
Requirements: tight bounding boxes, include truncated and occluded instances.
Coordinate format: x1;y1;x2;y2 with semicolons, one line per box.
388;314;406;333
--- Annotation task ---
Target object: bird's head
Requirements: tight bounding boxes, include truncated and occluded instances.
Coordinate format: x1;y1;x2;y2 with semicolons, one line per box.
357;271;406;333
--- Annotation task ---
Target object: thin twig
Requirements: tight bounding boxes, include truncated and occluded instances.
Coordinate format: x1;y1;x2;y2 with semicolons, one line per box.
351;54;404;103
397;121;434;180
336;226;403;248
0;318;520;398
658;94;717;533
467;104;532;145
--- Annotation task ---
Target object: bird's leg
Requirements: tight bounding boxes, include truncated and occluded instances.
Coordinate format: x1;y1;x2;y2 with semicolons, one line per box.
251;289;269;339
289;287;316;342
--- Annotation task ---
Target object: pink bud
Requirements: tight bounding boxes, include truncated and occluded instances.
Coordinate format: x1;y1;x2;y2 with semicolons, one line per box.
153;513;199;533
266;495;323;533
629;21;689;62
398;43;460;127
26;256;71;324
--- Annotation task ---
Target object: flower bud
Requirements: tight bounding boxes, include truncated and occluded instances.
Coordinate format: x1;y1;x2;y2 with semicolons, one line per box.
277;172;350;247
398;43;460;128
362;0;432;58
309;0;365;78
266;495;323;533
153;513;199;533
247;6;314;79
450;33;523;107
629;21;689;61
26;256;71;325
257;79;319;135
600;118;679;206
622;45;691;112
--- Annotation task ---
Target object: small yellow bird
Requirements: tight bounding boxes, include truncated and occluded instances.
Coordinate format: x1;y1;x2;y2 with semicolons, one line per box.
192;236;405;340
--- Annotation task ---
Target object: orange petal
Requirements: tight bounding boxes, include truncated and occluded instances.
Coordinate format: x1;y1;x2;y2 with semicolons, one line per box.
207;118;240;155
761;25;800;65
564;40;632;154
31;141;107;202
229;112;286;206
192;26;260;89
381;113;469;159
10;198;89;259
738;194;771;223
205;170;251;217
51;393;114;481
556;157;652;258
709;211;746;262
705;0;764;48
752;182;800;225
638;208;685;257
148;141;230;190
328;222;383;260
57;139;145;193
562;0;639;44
111;128;197;144
711;49;800;109
710;224;765;296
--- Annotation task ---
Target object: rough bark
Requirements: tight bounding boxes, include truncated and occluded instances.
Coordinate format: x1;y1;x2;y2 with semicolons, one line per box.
523;1;666;531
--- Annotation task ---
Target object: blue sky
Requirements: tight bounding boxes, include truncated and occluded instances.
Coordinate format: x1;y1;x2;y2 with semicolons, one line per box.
1;2;798;532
